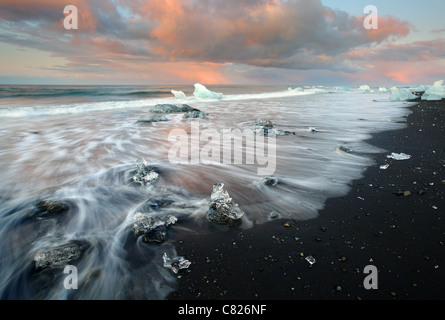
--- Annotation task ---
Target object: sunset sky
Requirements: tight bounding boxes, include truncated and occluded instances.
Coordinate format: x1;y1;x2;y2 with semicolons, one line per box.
0;0;444;86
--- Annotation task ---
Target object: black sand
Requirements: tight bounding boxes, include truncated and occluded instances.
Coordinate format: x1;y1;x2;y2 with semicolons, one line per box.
167;99;445;301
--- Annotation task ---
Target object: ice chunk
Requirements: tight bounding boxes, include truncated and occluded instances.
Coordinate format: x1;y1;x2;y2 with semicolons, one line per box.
422;80;445;101
162;253;191;274
380;164;390;170
387;153;412;160
193;83;224;100
378;87;388;93
390;87;417;101
132;157;159;185
171;90;187;99
359;85;374;93
305;255;316;265
132;212;178;236
207;183;245;224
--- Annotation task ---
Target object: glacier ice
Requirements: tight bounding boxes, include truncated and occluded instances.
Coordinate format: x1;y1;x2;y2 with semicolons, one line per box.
422;80;445;101
387;153;412;160
378;87;388;93
162;253;191;274
359;85;374;93
171;90;187;99
193;83;224;100
207;183;245;224
390;87;417;101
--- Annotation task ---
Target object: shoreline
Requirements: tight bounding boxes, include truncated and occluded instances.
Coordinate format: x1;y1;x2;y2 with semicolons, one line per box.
167;99;445;300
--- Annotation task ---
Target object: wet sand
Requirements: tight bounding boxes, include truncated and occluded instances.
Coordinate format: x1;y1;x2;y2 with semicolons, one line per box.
167;98;445;301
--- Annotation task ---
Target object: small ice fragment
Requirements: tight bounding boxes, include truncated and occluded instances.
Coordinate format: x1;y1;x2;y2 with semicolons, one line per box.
162;252;191;274
357;196;365;201
432;206;438;210
380;164;390;170
305;255;316;265
171;90;187;99
308;127;318;133
387;153;412;160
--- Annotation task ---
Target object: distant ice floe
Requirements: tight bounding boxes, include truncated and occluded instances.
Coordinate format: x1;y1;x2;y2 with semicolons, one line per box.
359;84;375;93
193;83;224;100
288;87;303;93
422;80;445;101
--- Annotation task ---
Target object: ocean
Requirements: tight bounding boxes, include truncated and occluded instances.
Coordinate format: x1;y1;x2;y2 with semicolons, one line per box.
0;84;414;299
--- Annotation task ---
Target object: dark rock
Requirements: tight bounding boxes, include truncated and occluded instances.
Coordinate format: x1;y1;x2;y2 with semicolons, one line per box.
29;200;70;219
150;104;198;114
143;225;167;243
262;176;278;186
33;240;89;270
207;183;245;225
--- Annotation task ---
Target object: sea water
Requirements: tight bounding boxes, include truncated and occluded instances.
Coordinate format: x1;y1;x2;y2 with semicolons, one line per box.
0;84;413;299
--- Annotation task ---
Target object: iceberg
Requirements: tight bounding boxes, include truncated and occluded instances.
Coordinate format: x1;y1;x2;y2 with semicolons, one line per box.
171;90;187;99
193;83;224;100
390;87;417;101
359;85;374;93
378;87;388;93
422;80;445;101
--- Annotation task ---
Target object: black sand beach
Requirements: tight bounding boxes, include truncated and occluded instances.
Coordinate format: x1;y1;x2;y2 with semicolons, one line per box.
167;98;445;301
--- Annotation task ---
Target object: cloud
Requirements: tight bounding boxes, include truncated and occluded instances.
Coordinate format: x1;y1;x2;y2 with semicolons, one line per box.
0;0;442;84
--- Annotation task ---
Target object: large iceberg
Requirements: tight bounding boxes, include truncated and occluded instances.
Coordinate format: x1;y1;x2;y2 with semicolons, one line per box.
422;80;445;101
193;83;224;100
390;87;417;101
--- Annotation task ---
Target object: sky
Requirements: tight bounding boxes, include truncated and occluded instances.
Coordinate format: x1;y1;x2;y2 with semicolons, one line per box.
0;0;444;86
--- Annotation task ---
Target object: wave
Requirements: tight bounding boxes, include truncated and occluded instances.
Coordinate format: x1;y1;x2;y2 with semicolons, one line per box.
0;86;318;118
0;87;172;99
